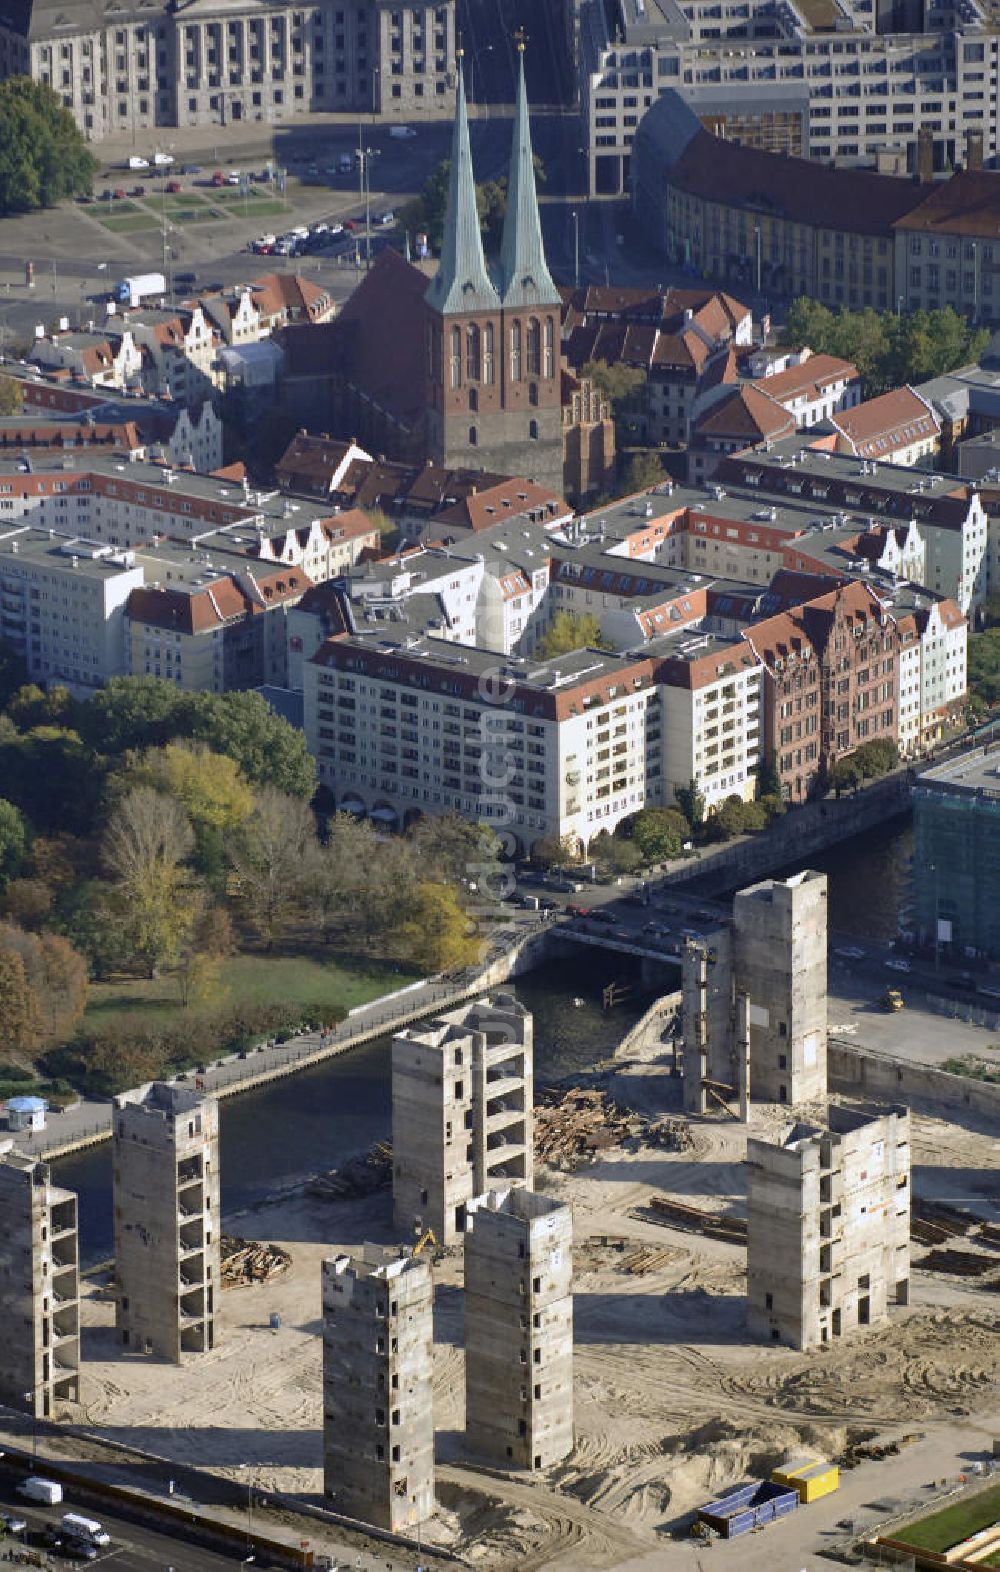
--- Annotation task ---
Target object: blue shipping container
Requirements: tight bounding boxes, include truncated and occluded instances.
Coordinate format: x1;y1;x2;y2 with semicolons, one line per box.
698;1479;799;1538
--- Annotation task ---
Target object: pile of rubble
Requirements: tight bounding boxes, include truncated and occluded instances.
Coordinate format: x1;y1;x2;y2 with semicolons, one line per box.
534;1088;644;1168
220;1236;292;1288
306;1141;392;1201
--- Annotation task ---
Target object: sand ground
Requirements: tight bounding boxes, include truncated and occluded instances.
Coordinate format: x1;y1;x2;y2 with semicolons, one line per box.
74;1049;1000;1570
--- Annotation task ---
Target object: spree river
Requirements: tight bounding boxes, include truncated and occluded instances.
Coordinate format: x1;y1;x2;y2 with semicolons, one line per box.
54;814;914;1265
54;949;654;1266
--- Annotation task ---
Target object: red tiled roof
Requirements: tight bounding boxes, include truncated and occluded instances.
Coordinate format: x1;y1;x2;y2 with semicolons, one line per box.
694;384;796;442
829;386;940;457
755;354;858;403
892;170;1000;237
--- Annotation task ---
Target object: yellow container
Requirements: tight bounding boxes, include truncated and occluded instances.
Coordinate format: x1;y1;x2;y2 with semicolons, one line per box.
771;1460;840;1503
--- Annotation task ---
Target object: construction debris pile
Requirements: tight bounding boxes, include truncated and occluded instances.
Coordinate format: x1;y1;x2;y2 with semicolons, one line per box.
306;1142;392;1201
917;1248;999;1278
220;1236;292;1288
837;1432;922;1471
535;1088;643;1167
534;1088;692;1168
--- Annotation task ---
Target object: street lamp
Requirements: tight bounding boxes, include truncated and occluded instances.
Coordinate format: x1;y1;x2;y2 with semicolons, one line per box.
897;294;905;317
571;208;580;289
753;224;762;296
240;1462;254;1558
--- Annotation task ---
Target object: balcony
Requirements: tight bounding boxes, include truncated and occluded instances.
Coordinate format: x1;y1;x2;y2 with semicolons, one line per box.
179;1220;204;1254
178;1156;203;1187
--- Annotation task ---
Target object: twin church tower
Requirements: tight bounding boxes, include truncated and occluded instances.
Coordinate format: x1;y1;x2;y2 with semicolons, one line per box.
424;45;563;494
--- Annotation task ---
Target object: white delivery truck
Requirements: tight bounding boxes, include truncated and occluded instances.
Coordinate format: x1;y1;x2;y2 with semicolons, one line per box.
113;271;167;307
16;1478;63;1505
61;1514;111;1548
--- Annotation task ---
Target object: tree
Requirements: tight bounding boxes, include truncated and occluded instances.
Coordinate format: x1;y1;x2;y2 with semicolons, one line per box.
0;922;87;1051
0;77;97;214
226;786;317;948
783;297;989;398
191;691;317;799
581;359;647;429
674;780;705;829
141;741;255;881
6;683;77;731
0;799;27;889
536;611;612;658
2;878;52;930
0;946;36;1057
530;832;581;869
0;374;23;415
78;676;188;755
407;813;501;886
623;450;665;494
0;726;103;834
0;641;28;708
756;758;784;800
630;807;690;863
589;829;642;875
402;154;546;255
102;787;201;977
393;881;480;973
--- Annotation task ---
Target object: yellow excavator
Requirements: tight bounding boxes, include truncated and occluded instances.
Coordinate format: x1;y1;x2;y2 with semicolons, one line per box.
880;987;905;1012
412;1228;439;1258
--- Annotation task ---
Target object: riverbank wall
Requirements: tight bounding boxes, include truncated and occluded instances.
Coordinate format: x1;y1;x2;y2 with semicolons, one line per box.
830;1038;1000;1125
34;924;555;1160
663;772;912;895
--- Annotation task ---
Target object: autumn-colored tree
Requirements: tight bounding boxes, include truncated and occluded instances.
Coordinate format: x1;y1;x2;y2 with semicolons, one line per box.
146;740;255;831
0;797;27;888
102;786;202;977
0;921;87;1050
0;373;23;415
536;611;612;659
226;786;317;947
1;877;52;930
393;881;480;973
0;946;37;1056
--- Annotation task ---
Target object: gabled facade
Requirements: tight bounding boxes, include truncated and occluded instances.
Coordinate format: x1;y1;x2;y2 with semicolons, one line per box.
424;47;562;494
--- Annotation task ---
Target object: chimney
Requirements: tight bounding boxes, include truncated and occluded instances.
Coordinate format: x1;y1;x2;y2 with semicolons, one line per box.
916;127;934;184
966;129;984;172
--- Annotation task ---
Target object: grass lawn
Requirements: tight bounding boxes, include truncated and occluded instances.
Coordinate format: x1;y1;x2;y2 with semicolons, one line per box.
170;208;221;225
896;1485;1000;1553
83;952;418;1036
101;213;160;233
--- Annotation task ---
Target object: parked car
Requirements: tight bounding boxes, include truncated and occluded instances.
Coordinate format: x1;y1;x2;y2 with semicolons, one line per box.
174;270;197;286
129;185;145;197
62;1539;99;1563
342;217;357;231
885;957;911;973
588;910;619;927
226;170;242;185
165;179;182;193
211;170;226;187
112;188;127;200
376;209;395;226
0;1512;27;1535
834;945;865;960
180;163;201;175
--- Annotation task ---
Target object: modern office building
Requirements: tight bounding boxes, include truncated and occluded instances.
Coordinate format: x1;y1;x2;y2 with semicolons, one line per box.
913;746;1000;961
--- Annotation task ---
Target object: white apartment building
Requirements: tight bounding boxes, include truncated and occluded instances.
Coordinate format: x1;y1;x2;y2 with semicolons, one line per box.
656;633;763;809
304;637;665;852
747;351;862;430
0;527;144;692
578;0;1000;195
31;330;143;390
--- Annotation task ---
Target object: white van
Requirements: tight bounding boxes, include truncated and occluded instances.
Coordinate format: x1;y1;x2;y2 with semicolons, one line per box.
17;1477;63;1505
388;125;416;139
61;1514;111;1548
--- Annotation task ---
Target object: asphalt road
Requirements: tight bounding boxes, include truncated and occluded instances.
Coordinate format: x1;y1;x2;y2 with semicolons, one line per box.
0;1461;414;1572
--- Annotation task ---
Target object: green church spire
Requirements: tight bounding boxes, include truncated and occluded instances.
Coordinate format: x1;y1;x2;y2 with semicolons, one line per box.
425;54;500;316
497;41;561;311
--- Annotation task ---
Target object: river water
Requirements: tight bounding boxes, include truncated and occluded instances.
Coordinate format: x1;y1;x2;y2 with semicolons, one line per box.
54;949;656;1266
54;816;914;1266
